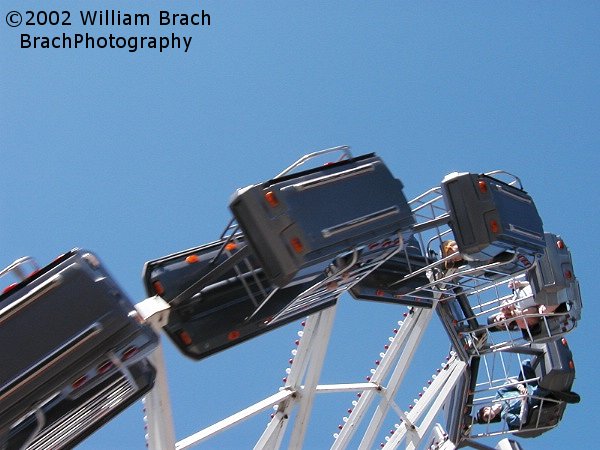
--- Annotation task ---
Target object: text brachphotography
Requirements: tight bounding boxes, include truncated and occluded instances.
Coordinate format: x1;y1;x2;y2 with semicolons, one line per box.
21;32;193;53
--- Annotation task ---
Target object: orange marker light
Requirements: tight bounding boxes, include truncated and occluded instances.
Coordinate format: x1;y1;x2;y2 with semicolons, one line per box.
265;191;279;207
290;237;304;253
225;242;237;251
186;255;199;264
179;330;193;346
153;281;165;296
489;220;499;233
478;180;488;194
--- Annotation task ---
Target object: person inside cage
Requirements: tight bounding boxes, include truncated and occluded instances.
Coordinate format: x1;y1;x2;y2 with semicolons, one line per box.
488;280;559;334
439;238;507;272
475;359;542;430
440;238;530;279
441;239;466;270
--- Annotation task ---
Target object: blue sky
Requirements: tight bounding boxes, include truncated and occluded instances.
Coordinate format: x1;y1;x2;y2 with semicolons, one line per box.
1;2;598;449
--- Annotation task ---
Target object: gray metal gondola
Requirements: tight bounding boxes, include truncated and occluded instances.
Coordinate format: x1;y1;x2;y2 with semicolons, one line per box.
0;250;158;440
230;153;415;287
441;171;546;263
2;358;156;450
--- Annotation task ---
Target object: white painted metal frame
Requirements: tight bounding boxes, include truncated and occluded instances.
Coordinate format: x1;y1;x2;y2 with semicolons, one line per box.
140;302;341;450
331;306;437;450
137;162;550;450
139;296;472;450
135;295;177;450
381;356;466;450
254;304;338;449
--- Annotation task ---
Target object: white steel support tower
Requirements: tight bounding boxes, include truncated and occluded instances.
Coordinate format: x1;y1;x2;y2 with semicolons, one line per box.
134;153;581;450
138;295;475;450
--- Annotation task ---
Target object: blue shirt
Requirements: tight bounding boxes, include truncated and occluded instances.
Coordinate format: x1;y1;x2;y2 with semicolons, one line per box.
495;384;529;430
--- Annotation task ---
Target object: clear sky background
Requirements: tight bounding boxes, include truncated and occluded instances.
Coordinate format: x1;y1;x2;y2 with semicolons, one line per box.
1;2;598;449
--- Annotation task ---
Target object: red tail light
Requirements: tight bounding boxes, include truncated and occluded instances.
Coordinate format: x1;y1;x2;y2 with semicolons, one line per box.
2;283;18;295
72;375;89;389
97;360;115;374
564;269;573;280
227;330;241;341
53;253;67;263
556;239;565;250
122;346;139;361
26;269;40;279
